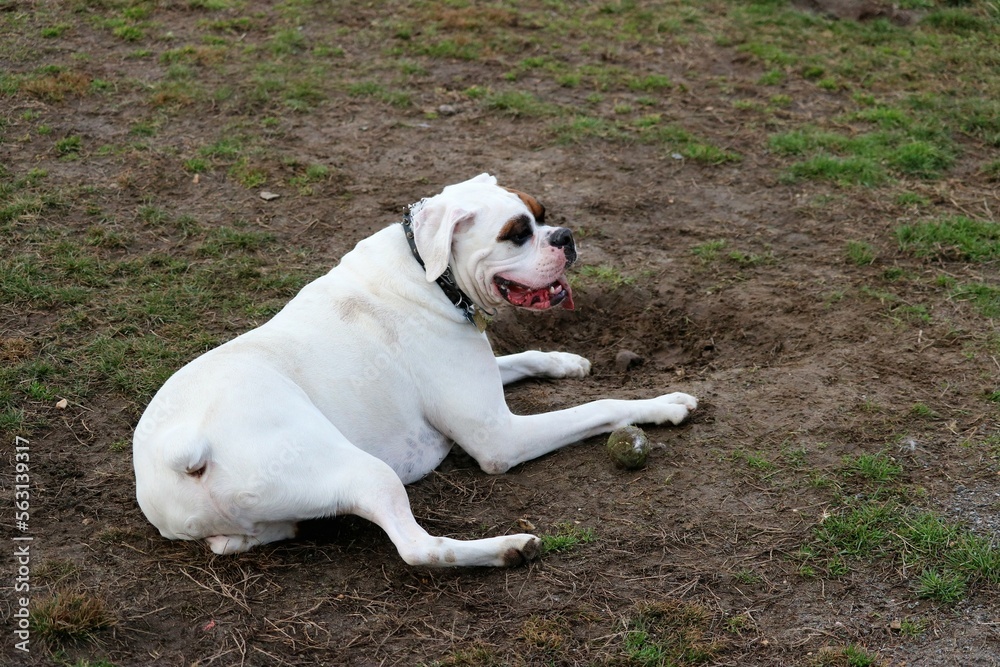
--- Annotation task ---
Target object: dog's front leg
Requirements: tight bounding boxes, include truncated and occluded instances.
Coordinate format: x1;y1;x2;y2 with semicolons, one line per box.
496;351;591;385
438;391;697;474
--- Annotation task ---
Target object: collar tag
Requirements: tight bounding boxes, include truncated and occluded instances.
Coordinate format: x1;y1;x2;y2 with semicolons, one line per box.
472;308;490;333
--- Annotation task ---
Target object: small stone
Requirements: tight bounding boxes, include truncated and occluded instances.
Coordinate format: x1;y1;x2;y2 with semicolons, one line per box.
437;104;457;116
259;191;280;201
607;425;650;470
55;398;68;409
615;349;643;373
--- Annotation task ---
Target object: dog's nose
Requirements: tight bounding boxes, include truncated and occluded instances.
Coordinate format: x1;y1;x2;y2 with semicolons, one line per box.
549;227;577;264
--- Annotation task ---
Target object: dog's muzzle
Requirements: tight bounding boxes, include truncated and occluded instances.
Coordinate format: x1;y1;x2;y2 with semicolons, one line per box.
494;227;578;311
549;227;577;266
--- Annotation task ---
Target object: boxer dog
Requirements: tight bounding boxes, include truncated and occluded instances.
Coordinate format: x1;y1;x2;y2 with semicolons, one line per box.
133;174;696;567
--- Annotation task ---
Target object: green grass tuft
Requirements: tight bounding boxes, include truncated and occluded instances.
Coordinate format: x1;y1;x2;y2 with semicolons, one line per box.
540;522;596;554
921;9;990;33
551;113;738;162
30;593;115;642
806;498;1000;601
482;90;555;117
577;264;635;288
622;601;727;666
897;216;1000;262
691;240;727;262
842;451;902;484
915;567;966;602
846;240;876;266
771;112;955;185
951;283;1000;318
784;154;886;187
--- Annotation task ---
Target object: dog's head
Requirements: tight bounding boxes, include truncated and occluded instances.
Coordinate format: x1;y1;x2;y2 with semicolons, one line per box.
410;173;577;312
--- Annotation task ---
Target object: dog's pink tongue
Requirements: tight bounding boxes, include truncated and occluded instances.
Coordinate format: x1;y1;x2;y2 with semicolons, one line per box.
503;281;570;310
559;278;575;311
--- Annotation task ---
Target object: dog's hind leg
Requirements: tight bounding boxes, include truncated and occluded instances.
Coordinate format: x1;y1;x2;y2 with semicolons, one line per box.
343;452;541;567
496;351;591;385
214;406;540;567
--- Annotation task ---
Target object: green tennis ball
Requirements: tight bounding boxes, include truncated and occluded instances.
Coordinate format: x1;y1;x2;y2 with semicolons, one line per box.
607;425;650;470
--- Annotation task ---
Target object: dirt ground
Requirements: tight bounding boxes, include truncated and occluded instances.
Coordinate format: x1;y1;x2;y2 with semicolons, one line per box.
2;1;999;666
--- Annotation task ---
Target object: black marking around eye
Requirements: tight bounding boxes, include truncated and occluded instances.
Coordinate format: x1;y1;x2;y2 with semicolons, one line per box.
497;214;534;246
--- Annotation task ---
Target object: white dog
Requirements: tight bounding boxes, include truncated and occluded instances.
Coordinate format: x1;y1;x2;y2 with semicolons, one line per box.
133;174;696;567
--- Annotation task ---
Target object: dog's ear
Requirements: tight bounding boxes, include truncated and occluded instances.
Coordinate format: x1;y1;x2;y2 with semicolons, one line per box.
411;202;475;281
470;173;497;185
502;187;545;223
442;173;497;195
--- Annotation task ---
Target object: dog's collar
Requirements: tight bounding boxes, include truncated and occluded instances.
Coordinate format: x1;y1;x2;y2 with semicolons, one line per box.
400;207;492;332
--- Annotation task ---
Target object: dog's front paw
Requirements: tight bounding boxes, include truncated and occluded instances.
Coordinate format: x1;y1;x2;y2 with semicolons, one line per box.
662;392;697;411
650;392;697;425
545;352;591;378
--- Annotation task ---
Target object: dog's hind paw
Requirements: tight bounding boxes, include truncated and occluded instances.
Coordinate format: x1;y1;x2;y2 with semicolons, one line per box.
501;535;542;566
206;534;254;555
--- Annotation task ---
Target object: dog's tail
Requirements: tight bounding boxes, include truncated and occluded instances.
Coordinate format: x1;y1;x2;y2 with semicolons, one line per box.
164;432;211;478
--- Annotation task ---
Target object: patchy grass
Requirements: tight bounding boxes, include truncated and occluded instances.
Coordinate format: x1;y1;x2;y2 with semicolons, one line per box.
951;283;1000;318
540;522;597;554
691;240;772;268
845;240;876;266
30;593;116;643
915;567;967;602
346;81;411;108
726;248;774;267
841;451;902;484
897;216;1000;262
805;498;1000;602
769;119;955;186
552;113;739;163
482;89;556;117
729;447;777;475
621;601;729;666
810;644;880;667
691;240;727;262
0;176;309;424
577;263;636;288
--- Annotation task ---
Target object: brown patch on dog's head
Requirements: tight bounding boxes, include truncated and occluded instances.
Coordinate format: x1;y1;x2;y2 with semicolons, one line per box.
497;213;533;246
503;187;545;223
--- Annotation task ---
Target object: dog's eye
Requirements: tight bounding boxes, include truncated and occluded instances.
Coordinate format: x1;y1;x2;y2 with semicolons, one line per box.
509;228;533;246
499;215;534;246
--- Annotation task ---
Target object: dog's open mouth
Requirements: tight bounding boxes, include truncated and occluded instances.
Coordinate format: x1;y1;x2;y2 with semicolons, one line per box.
494;276;575;310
